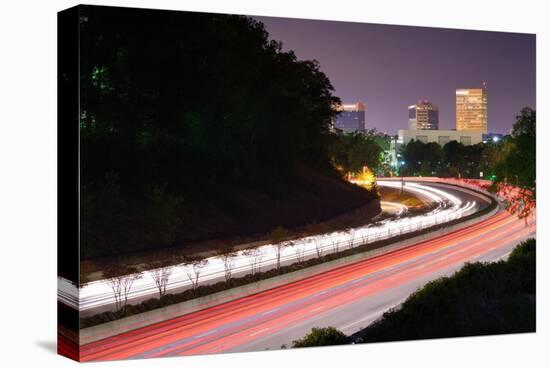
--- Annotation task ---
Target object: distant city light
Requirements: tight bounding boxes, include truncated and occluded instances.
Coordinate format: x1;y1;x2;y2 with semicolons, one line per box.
492;136;499;142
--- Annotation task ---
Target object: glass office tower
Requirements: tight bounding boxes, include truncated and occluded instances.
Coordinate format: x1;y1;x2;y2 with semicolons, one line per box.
456;82;488;133
408;100;439;130
333;102;366;133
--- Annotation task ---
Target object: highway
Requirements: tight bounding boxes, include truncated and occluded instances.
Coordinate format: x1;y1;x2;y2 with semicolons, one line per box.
78;203;534;361
60;180;488;316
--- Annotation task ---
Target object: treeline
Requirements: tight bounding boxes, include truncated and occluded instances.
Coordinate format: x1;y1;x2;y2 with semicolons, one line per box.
78;6;377;259
400;139;499;178
399;108;536;187
292;239;535;347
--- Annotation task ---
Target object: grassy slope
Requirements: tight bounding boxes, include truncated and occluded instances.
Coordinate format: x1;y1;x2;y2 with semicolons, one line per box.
82;165;380;270
174;166;378;244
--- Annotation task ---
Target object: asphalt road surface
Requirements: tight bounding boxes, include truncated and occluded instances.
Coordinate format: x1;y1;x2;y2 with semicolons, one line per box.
79;206;534;361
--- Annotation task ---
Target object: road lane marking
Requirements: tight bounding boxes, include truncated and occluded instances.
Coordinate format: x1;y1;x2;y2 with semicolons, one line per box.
249;327;271;337
262;308;279;316
193;330;217;339
309;306;324;313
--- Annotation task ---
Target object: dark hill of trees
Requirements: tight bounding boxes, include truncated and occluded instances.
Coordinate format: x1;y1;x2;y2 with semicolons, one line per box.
78;6;378;259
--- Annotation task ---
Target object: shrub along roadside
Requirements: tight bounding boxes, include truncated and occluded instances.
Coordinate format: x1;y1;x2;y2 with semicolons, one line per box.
80;194;497;329
292;327;348;348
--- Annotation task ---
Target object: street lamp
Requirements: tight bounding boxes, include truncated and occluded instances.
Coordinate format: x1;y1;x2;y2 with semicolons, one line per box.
399;160;406;194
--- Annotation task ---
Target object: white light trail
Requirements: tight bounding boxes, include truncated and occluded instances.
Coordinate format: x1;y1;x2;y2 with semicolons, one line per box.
59;180;481;313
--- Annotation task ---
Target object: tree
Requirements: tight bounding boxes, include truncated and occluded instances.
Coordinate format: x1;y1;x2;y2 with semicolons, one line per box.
493;107;536;219
329;132;382;176
184;257;208;292
443;140;466;177
311;237;324;259
292;327;348;348
79;7;343;259
270;226;289;271
305;223;325;258
329;233;341;255
243;248;264;276
103;264;142;317
217;248;237;282
345;227;356;250
497;108;536;193
293;242;307;264
149;261;173;299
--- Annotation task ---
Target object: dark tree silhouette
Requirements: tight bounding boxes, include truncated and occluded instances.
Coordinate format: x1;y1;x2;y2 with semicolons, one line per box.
77;6;378;259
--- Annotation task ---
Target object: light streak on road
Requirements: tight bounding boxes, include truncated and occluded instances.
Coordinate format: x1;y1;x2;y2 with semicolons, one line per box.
58;181;483;313
380;201;407;215
75;209;535;361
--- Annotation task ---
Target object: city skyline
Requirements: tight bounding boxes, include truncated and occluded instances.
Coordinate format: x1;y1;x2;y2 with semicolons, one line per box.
255;16;536;134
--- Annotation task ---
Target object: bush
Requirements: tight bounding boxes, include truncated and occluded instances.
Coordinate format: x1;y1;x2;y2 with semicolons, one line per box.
292;327;348;348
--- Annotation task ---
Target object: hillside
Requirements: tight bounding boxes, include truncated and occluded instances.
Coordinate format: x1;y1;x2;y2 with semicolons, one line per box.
82;165;379;259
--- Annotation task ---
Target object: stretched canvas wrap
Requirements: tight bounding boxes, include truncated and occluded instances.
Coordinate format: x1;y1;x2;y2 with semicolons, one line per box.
58;4;536;362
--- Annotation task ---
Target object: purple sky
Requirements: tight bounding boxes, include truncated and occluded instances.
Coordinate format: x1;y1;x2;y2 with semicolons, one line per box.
255;16;536;135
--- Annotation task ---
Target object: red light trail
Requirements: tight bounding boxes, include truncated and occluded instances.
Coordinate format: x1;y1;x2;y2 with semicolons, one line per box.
75;209;533;361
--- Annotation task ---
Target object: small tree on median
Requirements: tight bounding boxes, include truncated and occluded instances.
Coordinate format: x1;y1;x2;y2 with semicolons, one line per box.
149;260;173;299
293;242;307;264
309;237;323;259
216;247;237;282
243;248;264;276
329;233;341;255
103;264;142;317
345;227;356;250
183;257;208;292
305;223;324;259
270;226;289;271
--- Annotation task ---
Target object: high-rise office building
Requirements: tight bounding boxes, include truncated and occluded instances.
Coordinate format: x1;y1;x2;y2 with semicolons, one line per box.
456;82;488;133
408;100;439;130
333;102;366;133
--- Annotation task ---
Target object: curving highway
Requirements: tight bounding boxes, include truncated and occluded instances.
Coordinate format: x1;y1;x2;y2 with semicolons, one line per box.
59;180;488;316
65;179;538;362
78;207;534;361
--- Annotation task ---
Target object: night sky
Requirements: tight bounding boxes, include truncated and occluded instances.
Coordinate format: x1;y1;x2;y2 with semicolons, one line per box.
255;16;536;135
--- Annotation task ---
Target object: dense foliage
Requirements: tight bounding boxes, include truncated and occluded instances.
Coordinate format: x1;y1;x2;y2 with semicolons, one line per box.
292;327;348;348
78;7;378;258
399;139;500;178
328;131;383;175
494;108;536;196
